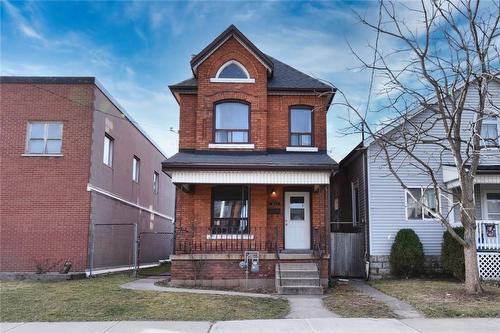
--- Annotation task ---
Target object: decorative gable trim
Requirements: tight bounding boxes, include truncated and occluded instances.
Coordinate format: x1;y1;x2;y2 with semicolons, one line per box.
190;25;273;77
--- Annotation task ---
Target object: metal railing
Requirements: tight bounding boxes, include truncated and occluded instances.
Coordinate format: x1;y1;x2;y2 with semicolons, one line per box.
477;220;500;251
175;225;329;255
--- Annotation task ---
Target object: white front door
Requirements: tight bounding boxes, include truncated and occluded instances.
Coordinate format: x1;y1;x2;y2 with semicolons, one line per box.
284;192;311;249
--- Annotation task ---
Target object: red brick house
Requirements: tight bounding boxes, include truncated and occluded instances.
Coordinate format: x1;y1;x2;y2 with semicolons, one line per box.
0;77;175;277
163;25;337;293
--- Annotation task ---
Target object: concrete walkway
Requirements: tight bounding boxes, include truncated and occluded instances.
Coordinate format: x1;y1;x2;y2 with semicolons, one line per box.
285;295;339;318
122;277;339;319
121;277;278;299
2;318;499;333
349;279;424;319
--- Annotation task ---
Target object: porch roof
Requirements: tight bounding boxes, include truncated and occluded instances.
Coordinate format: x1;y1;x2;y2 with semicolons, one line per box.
162;150;338;172
443;164;500;188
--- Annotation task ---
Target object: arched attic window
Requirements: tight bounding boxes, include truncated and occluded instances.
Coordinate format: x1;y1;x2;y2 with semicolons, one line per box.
210;60;255;83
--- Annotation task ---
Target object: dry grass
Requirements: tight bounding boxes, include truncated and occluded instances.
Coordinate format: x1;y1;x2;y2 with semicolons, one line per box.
323;283;397;318
0;274;289;322
369;279;500;318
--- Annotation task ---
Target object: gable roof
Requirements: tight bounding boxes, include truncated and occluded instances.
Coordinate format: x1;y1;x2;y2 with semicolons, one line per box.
170;55;333;93
190;25;274;78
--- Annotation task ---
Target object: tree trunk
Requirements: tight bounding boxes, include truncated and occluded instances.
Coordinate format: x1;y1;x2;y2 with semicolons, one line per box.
460;181;483;294
463;226;483;294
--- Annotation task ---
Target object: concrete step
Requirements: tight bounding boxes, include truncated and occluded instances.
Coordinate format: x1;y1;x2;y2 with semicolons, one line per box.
279;263;317;270
279;270;320;279
277;285;323;295
278;277;320;286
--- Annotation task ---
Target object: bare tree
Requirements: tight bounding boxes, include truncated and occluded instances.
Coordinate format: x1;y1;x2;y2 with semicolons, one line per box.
333;0;499;294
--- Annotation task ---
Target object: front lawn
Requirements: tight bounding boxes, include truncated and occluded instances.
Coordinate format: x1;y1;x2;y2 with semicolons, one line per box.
0;274;289;322
323;283;397;318
369;279;500;318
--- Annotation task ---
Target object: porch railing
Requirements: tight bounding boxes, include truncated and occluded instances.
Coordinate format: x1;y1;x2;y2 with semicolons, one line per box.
175;225;328;255
476;220;500;251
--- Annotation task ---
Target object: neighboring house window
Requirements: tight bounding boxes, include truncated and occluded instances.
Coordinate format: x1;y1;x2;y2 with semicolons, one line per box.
481;116;499;147
214;101;249;143
290;107;313;146
153;171;159;194
351;182;360;224
406;188;438;220
26;122;63;154
485;192;500;220
132;156;140;182
103;134;114;167
217;61;249;79
212;185;249;234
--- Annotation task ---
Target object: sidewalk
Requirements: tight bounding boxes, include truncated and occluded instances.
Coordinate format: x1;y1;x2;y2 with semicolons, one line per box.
2;318;499;333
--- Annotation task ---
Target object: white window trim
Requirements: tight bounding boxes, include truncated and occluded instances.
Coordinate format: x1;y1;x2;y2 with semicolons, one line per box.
286;146;319;152
103;133;114;168
404;187;441;221
25;121;63;155
481;116;499;148
482;189;500;221
210;60;255;83
132;156;140;183
208;143;255;149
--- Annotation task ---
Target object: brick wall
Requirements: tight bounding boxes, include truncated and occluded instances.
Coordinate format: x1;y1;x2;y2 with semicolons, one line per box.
176;36;328;151
0;83;94;272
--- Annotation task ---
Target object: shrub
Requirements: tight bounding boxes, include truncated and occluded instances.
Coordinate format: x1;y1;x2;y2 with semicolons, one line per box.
441;227;465;281
389;229;425;278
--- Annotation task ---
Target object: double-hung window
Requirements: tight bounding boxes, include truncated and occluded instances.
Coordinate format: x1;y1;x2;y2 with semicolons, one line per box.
214;102;249;143
406;188;438;220
132;156;140;182
103;134;114;167
26;122;63;154
212;186;249;234
481;116;499;147
290;107;313;146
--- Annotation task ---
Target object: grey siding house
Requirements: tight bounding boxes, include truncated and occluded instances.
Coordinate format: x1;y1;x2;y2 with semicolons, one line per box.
332;80;500;279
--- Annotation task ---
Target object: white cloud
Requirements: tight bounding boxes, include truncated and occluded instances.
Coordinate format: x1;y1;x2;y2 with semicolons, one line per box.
3;0;45;41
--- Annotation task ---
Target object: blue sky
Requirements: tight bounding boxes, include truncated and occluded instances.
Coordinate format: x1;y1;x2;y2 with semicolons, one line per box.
2;0;396;160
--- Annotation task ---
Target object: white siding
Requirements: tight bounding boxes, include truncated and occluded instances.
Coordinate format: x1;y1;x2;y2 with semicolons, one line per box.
367;80;500;256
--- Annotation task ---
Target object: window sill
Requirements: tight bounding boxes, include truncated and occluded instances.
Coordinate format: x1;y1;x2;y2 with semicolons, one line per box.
209;78;255;83
286;146;319;152
22;153;63;157
208;143;255;149
207;234;254;240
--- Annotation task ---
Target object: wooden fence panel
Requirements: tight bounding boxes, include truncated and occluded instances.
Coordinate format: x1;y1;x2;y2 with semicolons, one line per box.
330;232;365;277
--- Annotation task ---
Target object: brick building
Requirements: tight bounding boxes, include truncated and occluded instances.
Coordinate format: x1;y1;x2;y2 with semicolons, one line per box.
0;77;175;275
163;25;337;293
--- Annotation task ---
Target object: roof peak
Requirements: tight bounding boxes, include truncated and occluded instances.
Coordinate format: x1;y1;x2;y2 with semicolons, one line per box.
189;24;274;78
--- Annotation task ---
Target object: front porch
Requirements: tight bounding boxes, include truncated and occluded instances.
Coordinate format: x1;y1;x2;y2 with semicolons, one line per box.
170;184;330;291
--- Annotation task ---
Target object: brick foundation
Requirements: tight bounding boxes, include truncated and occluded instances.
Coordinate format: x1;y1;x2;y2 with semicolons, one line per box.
171;255;329;289
369;255;442;279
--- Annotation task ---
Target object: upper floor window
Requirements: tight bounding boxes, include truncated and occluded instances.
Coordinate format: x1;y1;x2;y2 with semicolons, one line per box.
290;107;313;146
406;188;438;220
214;101;249;143
153;171;159;194
481;116;499;147
132;156;140;182
210;60;255;83
26;122;63;155
103;133;114;167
